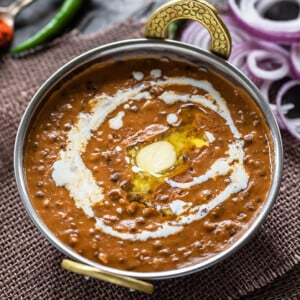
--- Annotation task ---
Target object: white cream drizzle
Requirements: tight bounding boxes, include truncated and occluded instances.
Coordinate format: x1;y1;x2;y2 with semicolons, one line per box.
51;75;249;241
156;77;241;139
109;111;125;130
150;69;162;78
205;131;215;143
133;71;144;81
165;142;244;189
52;84;148;217
169;200;191;215
166;113;178;125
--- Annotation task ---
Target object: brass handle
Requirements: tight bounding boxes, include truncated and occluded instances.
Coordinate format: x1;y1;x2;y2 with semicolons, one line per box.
61;259;154;294
145;0;231;59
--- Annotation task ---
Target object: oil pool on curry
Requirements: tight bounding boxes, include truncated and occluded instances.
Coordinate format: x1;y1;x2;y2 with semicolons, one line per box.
24;57;273;272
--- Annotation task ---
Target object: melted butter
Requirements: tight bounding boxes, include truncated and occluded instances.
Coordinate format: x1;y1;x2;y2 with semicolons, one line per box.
136;141;177;173
126;107;209;205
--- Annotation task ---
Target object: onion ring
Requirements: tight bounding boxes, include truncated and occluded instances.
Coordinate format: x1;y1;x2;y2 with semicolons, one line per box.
178;10;299;138
276;80;300;139
291;43;300;80
180;22;210;49
228;0;300;44
247;49;290;80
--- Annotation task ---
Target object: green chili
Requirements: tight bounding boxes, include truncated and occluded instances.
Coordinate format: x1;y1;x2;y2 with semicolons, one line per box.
10;0;84;54
167;20;185;40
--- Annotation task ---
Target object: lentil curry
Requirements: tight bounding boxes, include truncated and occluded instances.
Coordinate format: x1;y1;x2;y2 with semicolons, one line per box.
24;57;273;272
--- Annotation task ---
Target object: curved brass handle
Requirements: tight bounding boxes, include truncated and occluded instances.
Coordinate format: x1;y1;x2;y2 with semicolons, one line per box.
145;0;231;59
61;259;154;294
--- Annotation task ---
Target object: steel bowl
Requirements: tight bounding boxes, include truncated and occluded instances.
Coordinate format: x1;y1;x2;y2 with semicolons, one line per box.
14;0;283;280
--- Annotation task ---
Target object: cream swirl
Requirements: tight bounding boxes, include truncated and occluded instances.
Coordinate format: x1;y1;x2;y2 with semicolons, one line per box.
52;74;249;241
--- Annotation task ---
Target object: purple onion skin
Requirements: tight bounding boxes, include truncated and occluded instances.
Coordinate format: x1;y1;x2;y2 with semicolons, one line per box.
290;64;300;81
276;81;300;140
179;11;300;140
228;6;300;45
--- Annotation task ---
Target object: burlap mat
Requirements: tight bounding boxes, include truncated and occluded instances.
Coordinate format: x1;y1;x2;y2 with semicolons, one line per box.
0;20;299;300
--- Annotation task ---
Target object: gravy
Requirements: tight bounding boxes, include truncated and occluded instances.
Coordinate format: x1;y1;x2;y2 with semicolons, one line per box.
24;57;273;272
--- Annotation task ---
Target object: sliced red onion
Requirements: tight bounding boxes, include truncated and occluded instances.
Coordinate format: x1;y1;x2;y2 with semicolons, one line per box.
180;16;251;51
180;22;210;50
178;12;299;138
228;0;300;44
290;44;300;80
193;27;210;50
269;103;286;129
229;44;251;67
276;80;300;139
247;49;290;80
259;80;273;102
229;41;290;84
180;22;200;45
276;114;287;130
258;80;287;129
254;40;290;59
255;0;285;13
239;0;300;31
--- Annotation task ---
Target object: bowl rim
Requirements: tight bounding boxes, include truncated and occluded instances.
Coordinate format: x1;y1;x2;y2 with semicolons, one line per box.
14;38;283;280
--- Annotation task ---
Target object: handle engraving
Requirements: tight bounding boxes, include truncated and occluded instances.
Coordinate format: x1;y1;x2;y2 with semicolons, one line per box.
145;0;231;59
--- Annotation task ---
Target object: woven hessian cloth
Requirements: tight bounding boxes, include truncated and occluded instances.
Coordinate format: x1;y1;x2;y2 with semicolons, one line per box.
0;20;299;299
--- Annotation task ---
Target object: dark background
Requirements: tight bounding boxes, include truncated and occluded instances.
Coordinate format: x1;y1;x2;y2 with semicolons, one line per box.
1;0;229;48
1;0;170;48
